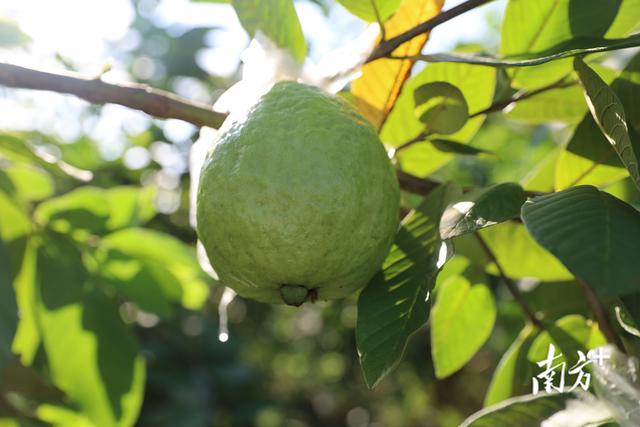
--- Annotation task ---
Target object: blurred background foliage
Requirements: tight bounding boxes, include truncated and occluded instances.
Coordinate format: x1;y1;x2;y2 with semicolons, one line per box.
0;0;638;426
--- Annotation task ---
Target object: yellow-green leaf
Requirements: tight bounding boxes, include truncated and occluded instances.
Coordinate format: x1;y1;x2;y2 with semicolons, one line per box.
431;274;496;378
352;0;444;130
336;0;402;22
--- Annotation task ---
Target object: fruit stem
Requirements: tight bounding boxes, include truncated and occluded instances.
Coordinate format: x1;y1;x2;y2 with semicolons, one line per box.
279;285;310;307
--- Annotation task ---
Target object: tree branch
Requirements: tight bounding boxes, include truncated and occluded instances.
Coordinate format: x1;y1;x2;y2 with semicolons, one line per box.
394;131;431;152
366;0;495;63
0;63;228;129
475;233;544;329
0;62;447;199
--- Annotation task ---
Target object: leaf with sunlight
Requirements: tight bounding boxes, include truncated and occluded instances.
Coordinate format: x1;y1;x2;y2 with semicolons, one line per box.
556;53;640;190
527;314;606;367
10;240;38;367
34;234;145;427
34;186;156;236
440;182;526;240
431;274;496;378
501;0;640;88
0;163;54;203
0;133;92;182
0;189;30;243
472;223;573;282
506;64;617;125
555;114;630;190
336;0;402;23
484;325;538;407
352;0;444;130
356;183;459;388
383;60;496;177
99;228;210;312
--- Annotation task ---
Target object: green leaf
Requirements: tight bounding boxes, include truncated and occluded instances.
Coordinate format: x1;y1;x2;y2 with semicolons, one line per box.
356;184;460;388
461;393;574;427
520;147;562;193
475;222;572;282
556;52;640;189
527;314;606;367
10;240;39;366
428;138;493;156
35;187;109;234
413;82;469;135
522;186;640;297
99;228;209;313
484;325;538;407
104;186;156;231
417;33;640;69
0;191;30;243
35;186;156;235
431;274;496;378
336;0;402;22
555;115;630;190
0;133;92;182
0;239;17;372
507;82;587;124
574;57;640;191
507;65;617;125
35;234;145;426
35;404;94;427
614;54;640;135
382;61;496;176
0;164;54;202
231;0;307;62
524;281;591;321
440;183;526;239
501;0;640;88
57;136;106;171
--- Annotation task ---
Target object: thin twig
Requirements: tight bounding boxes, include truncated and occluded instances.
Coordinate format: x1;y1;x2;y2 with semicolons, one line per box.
475;233;544;329
576;277;625;352
0;63;228;129
366;0;495;62
395;169;546;199
370;0;387;41
394;131;430;152
468;78;577;119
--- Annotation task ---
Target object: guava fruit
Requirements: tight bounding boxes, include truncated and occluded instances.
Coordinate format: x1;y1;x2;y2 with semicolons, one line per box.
196;81;400;306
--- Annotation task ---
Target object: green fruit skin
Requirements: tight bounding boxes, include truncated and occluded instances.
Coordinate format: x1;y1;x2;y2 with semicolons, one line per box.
197;81;400;304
